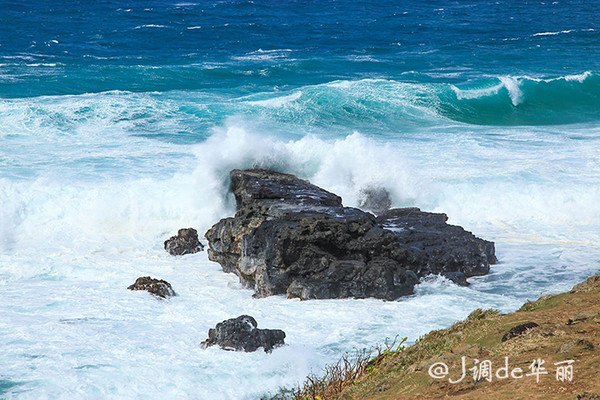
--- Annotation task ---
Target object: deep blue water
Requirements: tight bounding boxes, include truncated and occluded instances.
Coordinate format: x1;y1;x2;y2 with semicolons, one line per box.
2;1;600;127
1;1;599;399
2;1;599;98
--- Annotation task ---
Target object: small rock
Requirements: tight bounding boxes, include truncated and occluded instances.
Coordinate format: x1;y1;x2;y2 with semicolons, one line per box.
501;322;539;342
201;315;286;353
128;276;176;299
358;187;392;215
164;228;204;256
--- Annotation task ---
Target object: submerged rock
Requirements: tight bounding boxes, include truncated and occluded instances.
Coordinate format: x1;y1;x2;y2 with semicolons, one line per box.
164;228;204;255
205;169;496;300
128;276;176;299
201;315;285;353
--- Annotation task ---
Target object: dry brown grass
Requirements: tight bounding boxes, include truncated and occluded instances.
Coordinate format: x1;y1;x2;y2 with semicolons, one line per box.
270;275;600;400
270;337;407;400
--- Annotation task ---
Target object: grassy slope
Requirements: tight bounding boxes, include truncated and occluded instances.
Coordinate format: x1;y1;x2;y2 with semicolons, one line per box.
294;275;600;400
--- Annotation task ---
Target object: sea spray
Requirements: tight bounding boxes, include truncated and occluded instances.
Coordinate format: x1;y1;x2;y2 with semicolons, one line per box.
1;1;599;397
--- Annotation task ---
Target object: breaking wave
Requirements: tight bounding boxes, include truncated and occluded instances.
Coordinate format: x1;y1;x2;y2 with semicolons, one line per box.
242;72;600;126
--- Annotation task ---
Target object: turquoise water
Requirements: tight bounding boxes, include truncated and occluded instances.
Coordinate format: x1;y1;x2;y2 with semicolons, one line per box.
1;1;599;398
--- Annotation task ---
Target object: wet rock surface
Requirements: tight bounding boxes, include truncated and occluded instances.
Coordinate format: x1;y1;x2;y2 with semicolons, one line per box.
128;276;176;298
201;315;285;352
164;228;204;255
205;169;496;300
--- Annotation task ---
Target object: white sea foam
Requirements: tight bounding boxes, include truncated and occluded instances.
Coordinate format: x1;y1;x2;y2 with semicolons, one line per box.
232;49;293;62
134;24;168;29
345;55;381;62
498;76;524;105
1;92;600;399
531;28;597;37
532;31;561;36
451;71;594;107
245;91;302;107
451;76;523;106
521;71;593;83
25;63;59;67
7;120;597;255
451;82;504;100
531;29;573;36
562;70;592;82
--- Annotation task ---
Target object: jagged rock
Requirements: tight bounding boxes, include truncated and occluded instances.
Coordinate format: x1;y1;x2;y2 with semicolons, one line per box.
501;322;539;342
205;169;496;300
128;276;176;298
164;228;204;255
358;187;392;215
201;315;285;352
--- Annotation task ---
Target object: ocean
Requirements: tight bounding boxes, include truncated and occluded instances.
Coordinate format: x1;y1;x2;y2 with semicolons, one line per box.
1;0;599;398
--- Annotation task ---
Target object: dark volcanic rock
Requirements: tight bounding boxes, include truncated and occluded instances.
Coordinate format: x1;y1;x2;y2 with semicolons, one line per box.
375;208;496;278
205;169;496;300
230;168;342;209
128;276;176;298
201;315;285;352
501;322;539;342
164;228;204;255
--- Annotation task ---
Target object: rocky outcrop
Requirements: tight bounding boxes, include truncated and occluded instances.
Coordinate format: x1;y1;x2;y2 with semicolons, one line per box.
205;169;496;300
164;228;204;255
201;315;285;353
128;276;176;298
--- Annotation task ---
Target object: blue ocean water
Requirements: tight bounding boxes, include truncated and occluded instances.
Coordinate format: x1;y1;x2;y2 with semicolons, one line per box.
1;1;599;399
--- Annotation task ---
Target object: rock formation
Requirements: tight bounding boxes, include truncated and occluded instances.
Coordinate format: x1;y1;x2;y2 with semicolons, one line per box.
205;169;496;300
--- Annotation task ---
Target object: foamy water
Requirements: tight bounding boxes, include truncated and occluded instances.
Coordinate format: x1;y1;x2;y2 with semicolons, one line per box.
2;0;600;397
2;92;599;398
